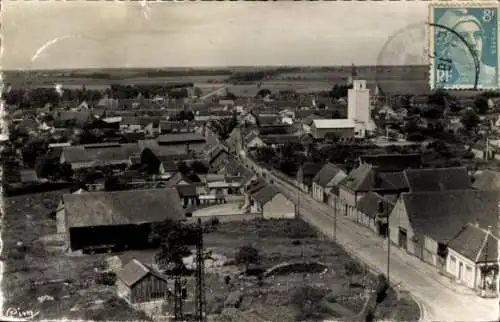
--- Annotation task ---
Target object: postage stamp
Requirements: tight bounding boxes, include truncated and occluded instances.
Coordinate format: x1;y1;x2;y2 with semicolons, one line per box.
429;3;499;90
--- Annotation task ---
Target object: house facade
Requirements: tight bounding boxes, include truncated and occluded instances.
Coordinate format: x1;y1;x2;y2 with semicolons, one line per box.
250;184;295;219
311;163;347;202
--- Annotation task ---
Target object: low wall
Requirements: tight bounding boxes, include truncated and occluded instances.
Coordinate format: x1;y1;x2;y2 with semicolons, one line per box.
187;213;263;223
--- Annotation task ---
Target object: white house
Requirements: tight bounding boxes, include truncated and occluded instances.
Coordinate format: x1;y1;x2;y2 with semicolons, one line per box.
446;223;498;294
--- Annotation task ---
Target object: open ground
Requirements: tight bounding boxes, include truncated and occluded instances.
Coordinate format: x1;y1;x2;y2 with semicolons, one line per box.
1;189;420;321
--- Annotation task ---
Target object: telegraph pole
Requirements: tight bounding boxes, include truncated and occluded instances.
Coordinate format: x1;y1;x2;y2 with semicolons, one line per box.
333;197;337;242
386;202;390;284
194;218;207;322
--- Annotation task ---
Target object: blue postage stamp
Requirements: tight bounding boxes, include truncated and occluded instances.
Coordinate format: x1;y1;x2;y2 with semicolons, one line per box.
430;4;499;89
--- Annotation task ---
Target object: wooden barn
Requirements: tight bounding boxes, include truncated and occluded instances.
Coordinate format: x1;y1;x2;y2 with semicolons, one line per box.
56;188;185;252
116;259;172;304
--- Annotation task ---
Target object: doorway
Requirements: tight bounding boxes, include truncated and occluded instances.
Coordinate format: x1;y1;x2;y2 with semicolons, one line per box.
458;262;464;282
398;227;408;251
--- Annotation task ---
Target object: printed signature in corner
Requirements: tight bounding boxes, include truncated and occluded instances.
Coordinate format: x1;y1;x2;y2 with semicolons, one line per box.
5;307;40;320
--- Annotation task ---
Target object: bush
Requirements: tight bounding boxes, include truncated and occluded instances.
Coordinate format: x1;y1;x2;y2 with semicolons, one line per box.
235;245;260;270
95;272;117;286
375;274;388;303
365;308;375;322
209;216;220;227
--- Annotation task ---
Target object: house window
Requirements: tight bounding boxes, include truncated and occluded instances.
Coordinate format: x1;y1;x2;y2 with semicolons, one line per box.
466;265;472;272
450;255;456;263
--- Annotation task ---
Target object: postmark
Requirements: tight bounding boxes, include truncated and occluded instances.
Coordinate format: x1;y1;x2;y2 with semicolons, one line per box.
429;3;499;90
376;22;431;95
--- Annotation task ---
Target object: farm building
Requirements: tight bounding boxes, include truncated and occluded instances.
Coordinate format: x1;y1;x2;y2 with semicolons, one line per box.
116;259;173;304
56;188;185;252
310;119;356;140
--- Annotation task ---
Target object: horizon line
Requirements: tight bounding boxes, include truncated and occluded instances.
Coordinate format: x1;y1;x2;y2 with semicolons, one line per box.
1;64;428;73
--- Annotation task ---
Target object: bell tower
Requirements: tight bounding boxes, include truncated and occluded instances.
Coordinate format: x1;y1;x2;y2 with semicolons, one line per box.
347;63;358;85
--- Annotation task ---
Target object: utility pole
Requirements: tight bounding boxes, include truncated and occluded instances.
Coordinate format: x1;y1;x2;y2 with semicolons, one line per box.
173;275;184;321
386;202;390;284
194;218;207;322
333;197;337;243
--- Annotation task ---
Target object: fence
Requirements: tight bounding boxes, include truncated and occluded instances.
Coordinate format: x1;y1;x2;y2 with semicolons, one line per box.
187;213;263;224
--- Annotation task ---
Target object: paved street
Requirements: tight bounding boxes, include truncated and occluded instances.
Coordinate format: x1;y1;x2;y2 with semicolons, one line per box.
267;171;498;322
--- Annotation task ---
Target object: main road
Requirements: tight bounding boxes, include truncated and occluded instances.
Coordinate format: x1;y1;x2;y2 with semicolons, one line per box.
263;168;498;322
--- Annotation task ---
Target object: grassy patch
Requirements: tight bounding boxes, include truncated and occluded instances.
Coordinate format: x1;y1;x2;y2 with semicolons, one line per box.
2;190;149;320
373;287;421;321
202;218;377;321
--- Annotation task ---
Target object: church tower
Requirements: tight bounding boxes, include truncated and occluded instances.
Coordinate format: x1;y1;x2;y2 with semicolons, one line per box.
348;80;374;137
347;63;358;85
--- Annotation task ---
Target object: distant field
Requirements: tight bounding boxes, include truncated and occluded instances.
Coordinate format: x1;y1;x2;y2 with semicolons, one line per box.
3;65;432;95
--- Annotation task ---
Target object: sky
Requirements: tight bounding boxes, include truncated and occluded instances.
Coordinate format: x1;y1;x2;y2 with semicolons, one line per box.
1;1;429;70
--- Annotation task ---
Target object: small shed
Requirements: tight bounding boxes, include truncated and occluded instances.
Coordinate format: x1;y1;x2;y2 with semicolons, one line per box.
116;259;172;304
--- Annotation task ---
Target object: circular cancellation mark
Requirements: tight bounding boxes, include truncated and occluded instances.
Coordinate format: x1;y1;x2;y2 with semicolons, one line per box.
376;22;479;91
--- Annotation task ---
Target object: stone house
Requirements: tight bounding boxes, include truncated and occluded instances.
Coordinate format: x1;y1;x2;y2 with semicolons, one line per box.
311;163;347;202
388;190;499;272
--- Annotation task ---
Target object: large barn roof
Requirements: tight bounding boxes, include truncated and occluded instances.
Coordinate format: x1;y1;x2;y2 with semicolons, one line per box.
62;188;185;228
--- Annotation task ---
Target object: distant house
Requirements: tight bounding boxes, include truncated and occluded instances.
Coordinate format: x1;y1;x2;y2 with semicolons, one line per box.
472;170;500;191
337;163;409;208
139;133;206;159
446;223;498;292
312;163;347;202
60;143;141;170
310;119;356;140
116;259;172;304
301;114;326;134
56;188;185;251
249;184;295;219
403;167;472;192
120;117;160;134
159;160;178;177
257;114;281;126
207;145;231;173
388;190;499;271
159;121;191;134
245;132;267;149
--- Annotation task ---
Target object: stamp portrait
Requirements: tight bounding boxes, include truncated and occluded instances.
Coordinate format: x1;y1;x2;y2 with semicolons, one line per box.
429;3;499;89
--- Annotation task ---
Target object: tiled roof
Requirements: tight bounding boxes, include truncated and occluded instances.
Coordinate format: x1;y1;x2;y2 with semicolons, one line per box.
117;259;170;287
339;163;375;192
403;167;472;192
251;184;281;204
157;133;206;144
448;223;498;263
473;170;500;191
61;143;141;164
357;192;396;219
62;188;185;228
313;163;347;187
401;190;500;243
377;172;409;190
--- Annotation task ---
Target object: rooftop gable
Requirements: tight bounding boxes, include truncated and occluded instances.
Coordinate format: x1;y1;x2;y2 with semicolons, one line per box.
404;167;472;193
